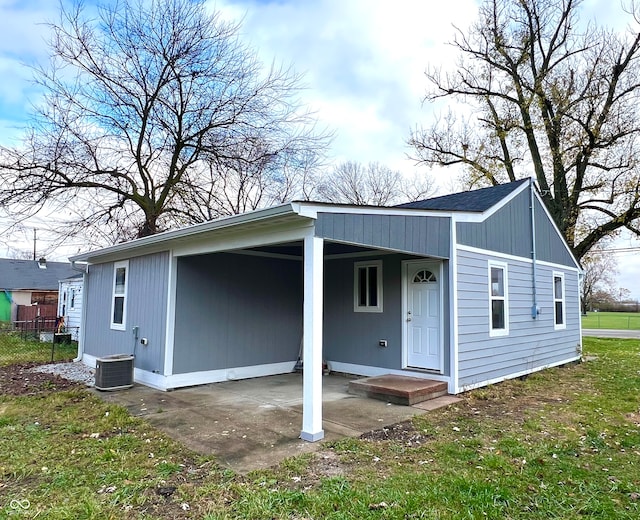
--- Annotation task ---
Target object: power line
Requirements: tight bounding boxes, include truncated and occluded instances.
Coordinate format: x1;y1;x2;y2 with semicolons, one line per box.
588;247;640;253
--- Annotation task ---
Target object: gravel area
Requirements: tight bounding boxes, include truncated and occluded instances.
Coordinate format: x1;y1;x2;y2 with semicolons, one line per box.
30;361;95;386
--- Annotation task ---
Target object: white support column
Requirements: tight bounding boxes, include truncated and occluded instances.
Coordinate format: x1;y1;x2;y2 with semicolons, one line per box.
300;234;324;442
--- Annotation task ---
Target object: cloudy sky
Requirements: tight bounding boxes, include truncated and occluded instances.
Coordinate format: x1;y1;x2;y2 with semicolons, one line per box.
0;0;638;298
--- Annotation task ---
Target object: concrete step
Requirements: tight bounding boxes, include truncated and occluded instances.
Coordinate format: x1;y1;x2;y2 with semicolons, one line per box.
348;374;448;406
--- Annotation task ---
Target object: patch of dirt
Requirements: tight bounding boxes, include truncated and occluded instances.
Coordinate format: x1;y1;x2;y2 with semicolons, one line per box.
360;420;431;445
279;450;350;492
625;411;640;426
0;363;82;396
309;449;347;478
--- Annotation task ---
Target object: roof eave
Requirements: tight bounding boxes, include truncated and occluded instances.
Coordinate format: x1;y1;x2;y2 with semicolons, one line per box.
69;203;298;263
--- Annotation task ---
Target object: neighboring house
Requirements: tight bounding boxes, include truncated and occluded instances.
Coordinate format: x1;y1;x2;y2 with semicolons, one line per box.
70;179;582;442
58;274;84;340
0;258;78;323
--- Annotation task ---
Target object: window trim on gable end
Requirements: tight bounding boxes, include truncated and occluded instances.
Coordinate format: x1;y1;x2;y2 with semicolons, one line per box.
110;260;129;331
354;260;383;313
488;260;509;337
553;271;566;330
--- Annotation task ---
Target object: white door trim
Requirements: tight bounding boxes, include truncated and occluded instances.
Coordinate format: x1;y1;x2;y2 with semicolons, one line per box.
401;259;444;374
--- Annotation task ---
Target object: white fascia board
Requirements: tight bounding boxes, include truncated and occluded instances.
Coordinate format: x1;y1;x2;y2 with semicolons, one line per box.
172;220;313;257
70;203;299;264
295;202;455;219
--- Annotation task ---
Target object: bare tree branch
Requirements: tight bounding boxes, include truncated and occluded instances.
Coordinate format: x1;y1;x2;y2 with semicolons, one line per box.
0;0;329;244
409;0;640;260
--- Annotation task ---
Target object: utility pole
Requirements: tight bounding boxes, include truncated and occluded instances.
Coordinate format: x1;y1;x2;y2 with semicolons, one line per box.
33;229;36;261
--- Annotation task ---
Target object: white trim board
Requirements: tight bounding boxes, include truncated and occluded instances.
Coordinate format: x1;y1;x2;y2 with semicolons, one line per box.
450;217;460;396
163;253;177;376
456;244;581;272
82;353;296;391
458;355;581;393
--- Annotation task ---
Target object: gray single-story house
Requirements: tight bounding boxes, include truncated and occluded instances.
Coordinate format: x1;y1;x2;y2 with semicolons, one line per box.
70;179;582;441
0;258;77;322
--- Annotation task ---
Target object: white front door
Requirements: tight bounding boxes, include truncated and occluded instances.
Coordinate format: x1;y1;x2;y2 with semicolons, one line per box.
405;261;442;371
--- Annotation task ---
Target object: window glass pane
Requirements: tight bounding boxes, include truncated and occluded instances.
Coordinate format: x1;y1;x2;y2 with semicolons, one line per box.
358;267;367;306
113;296;124;324
491;267;504;296
554;276;563;299
555;301;564;325
115;267;126;294
491;300;505;329
368;266;378;306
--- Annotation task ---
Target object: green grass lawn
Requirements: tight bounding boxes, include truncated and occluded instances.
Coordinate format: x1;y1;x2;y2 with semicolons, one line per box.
1;337;639;519
581;311;640;330
0;332;77;366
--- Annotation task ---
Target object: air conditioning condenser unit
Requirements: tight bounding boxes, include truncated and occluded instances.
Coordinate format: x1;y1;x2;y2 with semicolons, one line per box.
95;354;134;391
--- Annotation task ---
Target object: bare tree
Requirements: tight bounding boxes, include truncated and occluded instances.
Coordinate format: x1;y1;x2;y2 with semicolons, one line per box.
409;0;640;260
0;0;327;243
316;161;436;206
580;242;619;313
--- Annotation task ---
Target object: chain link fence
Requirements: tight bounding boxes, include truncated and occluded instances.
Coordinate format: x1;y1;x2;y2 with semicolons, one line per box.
0;320;79;366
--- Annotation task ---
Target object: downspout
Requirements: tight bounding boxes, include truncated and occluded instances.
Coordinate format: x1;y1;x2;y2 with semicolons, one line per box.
71;261;88;361
530;178;540;319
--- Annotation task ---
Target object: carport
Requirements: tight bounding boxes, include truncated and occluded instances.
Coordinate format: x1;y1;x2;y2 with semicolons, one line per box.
96;372;461;472
74;201;452;445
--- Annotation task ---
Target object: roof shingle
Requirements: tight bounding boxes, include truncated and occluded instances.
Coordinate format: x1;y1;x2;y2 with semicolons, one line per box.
396;178;529;212
0;259;77;291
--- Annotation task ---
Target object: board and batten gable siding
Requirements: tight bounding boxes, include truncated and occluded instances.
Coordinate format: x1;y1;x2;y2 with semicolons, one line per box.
83;252;169;373
532;197;576;267
172;252;303;375
457;189;532;259
323;254;451;374
315;213;450;258
456;189;576;268
456;248;581;390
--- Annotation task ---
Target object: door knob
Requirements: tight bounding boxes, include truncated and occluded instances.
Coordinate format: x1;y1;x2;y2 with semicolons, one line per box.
407;310;412;322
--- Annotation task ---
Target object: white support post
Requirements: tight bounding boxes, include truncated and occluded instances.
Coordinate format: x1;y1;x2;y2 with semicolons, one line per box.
300;234;324;442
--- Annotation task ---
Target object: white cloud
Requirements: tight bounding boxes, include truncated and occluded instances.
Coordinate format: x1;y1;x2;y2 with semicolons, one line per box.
212;0;478;173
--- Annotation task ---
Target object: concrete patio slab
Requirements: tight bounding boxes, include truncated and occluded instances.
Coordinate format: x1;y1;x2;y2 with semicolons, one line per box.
94;373;452;472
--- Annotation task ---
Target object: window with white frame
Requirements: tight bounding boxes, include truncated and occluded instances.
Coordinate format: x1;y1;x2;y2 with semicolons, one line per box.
553;272;565;329
354;260;383;312
111;260;129;330
488;261;509;336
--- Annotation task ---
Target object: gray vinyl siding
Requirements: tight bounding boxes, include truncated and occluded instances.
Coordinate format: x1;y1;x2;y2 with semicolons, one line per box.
316;213;450;258
533;198;577;267
456;248;581;390
457;190;578;268
323;254;450;375
457;190;532;258
173;253;303;374
84;252;169;373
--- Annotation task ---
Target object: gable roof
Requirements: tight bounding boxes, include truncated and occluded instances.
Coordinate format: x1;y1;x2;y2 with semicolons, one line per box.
0;258;77;291
396;179;529;212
